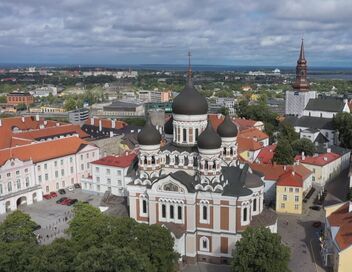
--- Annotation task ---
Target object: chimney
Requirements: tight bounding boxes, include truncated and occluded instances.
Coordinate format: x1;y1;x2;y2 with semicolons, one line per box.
292;171;295;176
111;119;115;129
21;116;25;122
327;148;331;153
217;113;221;119
324;157;328;161
56;122;60;126
44;120;47;126
0;119;2;127
90;117;94;125
301;151;305;160
35;114;39;121
99;120;102;131
349;202;352;213
283;165;287;170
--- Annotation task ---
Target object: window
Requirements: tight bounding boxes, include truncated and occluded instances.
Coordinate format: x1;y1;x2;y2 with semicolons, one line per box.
97;185;100;191
289;188;293;193
25;168;28;173
253;198;257;212
0;184;2;195
312;168;316;173
162;204;166;218
62;181;65;187
61;169;64;176
81;164;84;170
312;176;315;182
54;161;57;167
106;169;110;175
170;205;174;219
183;128;187;142
96;177;100;183
86;153;89;159
61;159;64;165
243;207;248;222
118;180;122;186
281;203;285;209
70;167;74;174
37;165;41;171
107;178;111;185
46;186;49;193
16;170;19;175
294;204;299;210
38;175;42;183
295;195;299;202
117;170;122;176
80;154;83;160
55;171;58;178
142;200;147;214
7;182;12;192
44;163;47;170
295;188;299;193
195;128;199;140
56;182;59;190
25;177;29;187
70;157;73;163
86;162;89;169
7;173;10;177
202;205;208;221
178;206;182;220
200;237;209;251
45;174;48;181
71;178;74;184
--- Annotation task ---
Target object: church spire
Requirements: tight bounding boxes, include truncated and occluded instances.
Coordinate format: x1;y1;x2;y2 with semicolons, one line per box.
292;39;309;91
187;50;192;80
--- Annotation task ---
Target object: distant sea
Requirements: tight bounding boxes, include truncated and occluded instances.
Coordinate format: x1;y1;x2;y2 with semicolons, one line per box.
1;63;352;80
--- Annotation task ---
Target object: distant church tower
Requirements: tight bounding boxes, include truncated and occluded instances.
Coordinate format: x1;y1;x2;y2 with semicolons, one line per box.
285;39;316;116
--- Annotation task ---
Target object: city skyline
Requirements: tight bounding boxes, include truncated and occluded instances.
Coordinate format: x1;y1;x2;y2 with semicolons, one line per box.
0;0;351;67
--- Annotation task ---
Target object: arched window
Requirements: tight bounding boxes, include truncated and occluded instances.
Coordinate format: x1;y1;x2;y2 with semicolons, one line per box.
230;147;233;155
144;157;147;165
202;205;208;221
213;161;216;169
243;207;248;222
151;156;155;164
170;205;174;219
253;198;257;212
195;128;199;140
200;236;210;251
166;155;170;164
178;206;182;220
16;179;21;190
183;128;187;142
162;204;166;218
223;147;226;155
142;200;147;214
8;182;12;192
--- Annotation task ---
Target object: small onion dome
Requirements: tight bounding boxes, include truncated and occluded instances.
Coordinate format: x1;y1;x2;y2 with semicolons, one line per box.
164;117;173;135
217;114;238;137
197;121;222;149
172;78;208;115
137;118;161;145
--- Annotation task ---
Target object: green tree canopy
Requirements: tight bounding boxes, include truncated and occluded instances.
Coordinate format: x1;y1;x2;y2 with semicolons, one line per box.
273;138;294;165
333;112;352;149
232;227;290;272
278;124;299;143
291;138;316;156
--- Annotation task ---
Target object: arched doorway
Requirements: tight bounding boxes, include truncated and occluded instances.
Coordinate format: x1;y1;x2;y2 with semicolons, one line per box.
5;201;11;212
16;196;27;208
32;192;37;203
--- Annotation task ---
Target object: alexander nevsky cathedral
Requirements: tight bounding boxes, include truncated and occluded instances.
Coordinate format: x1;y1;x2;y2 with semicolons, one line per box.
127;57;277;264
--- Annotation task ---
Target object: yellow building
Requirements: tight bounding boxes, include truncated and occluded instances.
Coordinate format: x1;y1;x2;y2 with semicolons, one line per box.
323;202;352;272
276;171;304;214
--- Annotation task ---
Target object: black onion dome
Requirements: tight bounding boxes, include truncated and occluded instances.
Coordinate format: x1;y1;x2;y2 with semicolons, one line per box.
197;120;222;149
137;118;161;145
172;78;208;115
217;114;238;137
164;117;173;134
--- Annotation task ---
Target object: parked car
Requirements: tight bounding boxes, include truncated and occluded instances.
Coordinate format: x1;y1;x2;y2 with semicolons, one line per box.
68;199;78;206
61;198;72;205
56;197;68;204
67;186;74;192
43;194;52;200
74;183;81;189
50;192;58;198
58;189;66;195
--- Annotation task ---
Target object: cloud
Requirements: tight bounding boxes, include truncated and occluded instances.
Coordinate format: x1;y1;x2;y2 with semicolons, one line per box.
0;0;351;66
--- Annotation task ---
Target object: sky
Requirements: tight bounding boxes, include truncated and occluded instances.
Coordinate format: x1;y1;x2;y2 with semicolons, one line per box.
0;0;351;67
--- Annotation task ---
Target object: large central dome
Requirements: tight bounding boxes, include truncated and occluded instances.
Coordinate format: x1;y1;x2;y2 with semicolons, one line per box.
172;77;208;115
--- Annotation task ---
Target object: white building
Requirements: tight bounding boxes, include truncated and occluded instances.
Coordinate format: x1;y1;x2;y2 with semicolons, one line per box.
81;152;137;196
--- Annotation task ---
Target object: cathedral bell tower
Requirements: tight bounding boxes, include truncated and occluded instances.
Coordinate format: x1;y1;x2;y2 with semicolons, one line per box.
292;39;309;91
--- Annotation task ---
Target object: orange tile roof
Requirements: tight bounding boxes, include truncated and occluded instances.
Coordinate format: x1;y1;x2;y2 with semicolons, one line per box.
239;127;268;141
255;144;276;164
208;114;260;132
237;137;262;152
0;136;92;166
92;153;137;168
84;118;127;129
295;152;340;166
250;163;312;182
233;118;258;130
276;171;304;187
15;124;89;140
327;202;352;251
0;116;60;149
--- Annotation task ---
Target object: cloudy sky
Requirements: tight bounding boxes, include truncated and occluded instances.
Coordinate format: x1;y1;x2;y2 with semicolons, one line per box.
0;0;351;67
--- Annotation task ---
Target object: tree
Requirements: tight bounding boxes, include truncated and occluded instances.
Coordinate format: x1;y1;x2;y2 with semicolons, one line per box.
232;227;290;272
273;138;294;165
291;138;315;156
333;112;352;148
219;106;229;115
64;97;77;111
278;124;299;143
0;95;6;103
0;211;37;244
16;103;27;111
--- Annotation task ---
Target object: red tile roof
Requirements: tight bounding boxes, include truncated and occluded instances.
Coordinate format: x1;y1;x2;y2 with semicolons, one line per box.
295;152;340;166
84;118;127;129
15;124;89;140
91;153;137;168
327;202;352;251
239;128;268;141
234;118;258;130
255;144;276;164
208;114;260;132
276;171;304;187
237;137;262;152
0;136;92;166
